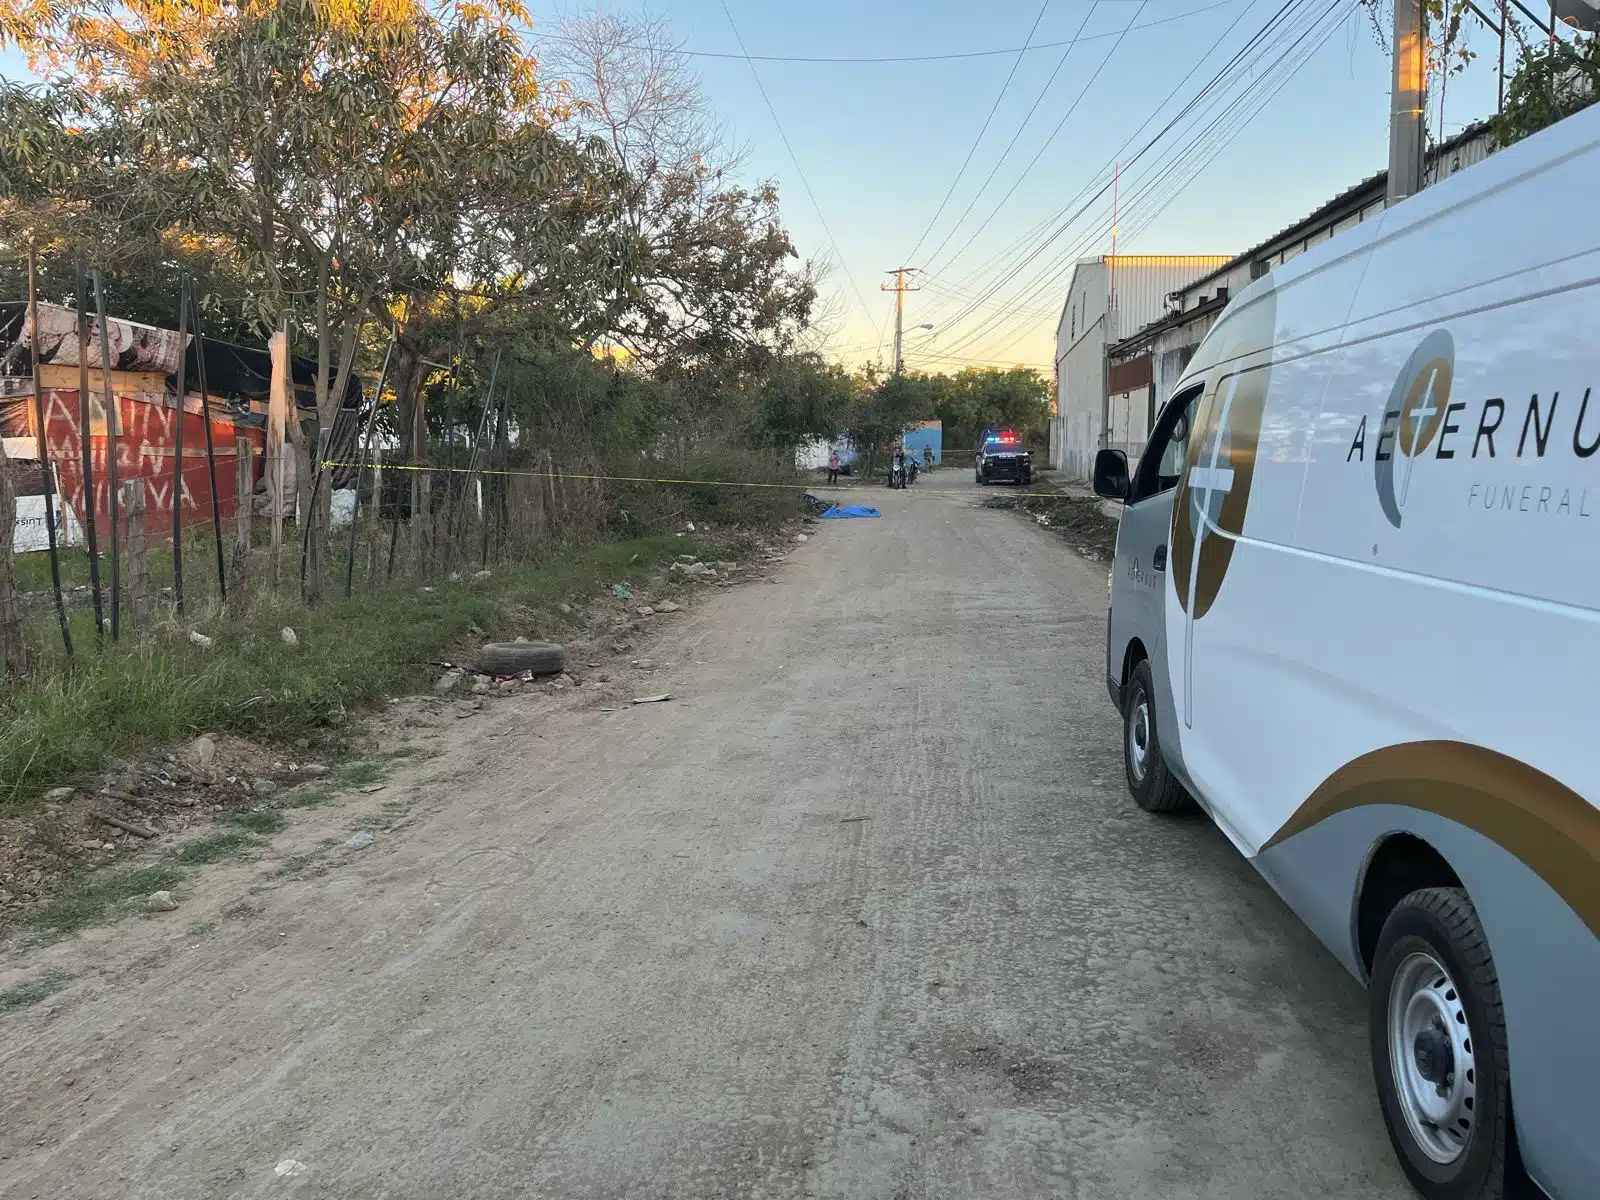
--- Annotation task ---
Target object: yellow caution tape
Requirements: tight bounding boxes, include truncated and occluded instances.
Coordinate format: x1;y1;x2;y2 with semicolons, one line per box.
319;460;1089;502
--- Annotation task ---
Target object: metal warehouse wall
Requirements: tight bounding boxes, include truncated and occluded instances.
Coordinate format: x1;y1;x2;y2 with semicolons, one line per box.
1053;256;1229;479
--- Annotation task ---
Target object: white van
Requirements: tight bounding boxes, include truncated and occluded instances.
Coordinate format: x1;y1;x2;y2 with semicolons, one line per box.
1093;104;1600;1200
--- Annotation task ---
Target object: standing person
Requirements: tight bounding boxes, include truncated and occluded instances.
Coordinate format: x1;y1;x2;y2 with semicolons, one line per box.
923;445;934;471
827;448;841;485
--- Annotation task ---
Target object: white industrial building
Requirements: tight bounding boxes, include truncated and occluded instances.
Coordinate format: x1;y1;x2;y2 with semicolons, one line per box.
1100;120;1497;470
1050;255;1229;479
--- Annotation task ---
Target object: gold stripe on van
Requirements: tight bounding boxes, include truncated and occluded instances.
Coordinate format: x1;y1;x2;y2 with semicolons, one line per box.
1262;741;1600;937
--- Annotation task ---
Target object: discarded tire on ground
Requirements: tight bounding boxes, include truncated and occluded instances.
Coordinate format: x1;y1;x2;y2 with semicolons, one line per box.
471;642;566;676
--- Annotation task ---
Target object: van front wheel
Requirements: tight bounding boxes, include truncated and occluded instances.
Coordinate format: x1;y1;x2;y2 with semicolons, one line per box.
1122;660;1190;814
1370;887;1515;1200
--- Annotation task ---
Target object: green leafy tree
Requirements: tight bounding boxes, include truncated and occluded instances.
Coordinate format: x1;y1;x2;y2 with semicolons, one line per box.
1495;34;1599;145
3;0;615;598
743;354;857;455
930;366;1052;450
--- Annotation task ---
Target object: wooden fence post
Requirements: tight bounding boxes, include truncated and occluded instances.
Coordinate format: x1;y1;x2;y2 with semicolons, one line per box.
123;480;151;632
0;443;26;676
230;437;252;605
413;469;433;580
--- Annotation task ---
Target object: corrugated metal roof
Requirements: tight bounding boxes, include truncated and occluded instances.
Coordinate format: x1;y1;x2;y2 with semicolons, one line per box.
1109;293;1229;361
1175;120;1496;299
1057;256;1230;337
1106;120;1498;357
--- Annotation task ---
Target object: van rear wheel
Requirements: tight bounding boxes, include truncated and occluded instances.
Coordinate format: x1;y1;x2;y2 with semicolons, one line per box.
1370;887;1515;1200
1122;660;1191;814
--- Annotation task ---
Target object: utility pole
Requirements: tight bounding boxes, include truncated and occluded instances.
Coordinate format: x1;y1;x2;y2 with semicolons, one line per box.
881;267;921;376
1387;0;1427;206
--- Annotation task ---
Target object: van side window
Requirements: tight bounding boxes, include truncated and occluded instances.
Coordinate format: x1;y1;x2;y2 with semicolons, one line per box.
1129;383;1204;503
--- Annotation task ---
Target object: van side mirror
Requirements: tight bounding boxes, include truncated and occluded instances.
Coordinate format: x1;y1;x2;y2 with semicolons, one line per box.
1093;448;1130;500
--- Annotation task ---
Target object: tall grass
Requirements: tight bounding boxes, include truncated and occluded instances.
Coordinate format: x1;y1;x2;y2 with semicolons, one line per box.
0;534;690;806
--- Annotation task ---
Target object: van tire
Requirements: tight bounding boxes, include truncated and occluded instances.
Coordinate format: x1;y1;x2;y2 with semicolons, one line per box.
1369;887;1515;1200
1122;660;1191;814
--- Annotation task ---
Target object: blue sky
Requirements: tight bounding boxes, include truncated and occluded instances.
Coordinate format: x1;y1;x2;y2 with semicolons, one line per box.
526;0;1503;371
5;1;1509;373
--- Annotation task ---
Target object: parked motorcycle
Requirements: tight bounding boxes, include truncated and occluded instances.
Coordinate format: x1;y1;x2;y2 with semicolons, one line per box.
887;460;906;489
906;459;920;485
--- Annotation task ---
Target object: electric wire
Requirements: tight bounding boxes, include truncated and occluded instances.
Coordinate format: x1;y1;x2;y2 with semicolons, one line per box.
923;0;1150;277
534;1;1242;66
935;0;1353;362
911;0;1287;329
937;2;1347;362
913;1;1105;275
901;0;1054;267
912;0;1322;352
717;1;878;326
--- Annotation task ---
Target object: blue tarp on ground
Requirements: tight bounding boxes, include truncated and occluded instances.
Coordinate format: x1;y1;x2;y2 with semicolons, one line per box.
819;505;881;519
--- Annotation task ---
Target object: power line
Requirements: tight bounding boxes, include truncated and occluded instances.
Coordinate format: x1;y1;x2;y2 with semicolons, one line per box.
979;7;1350;360
943;0;1152;263
912;0;1271;325
915;0;1313;347
902;0;1054;266
920;0;1330;358
534;1;1241;65
935;6;1336;363
934;0;1350;362
717;1;877;326
915;1;1105;274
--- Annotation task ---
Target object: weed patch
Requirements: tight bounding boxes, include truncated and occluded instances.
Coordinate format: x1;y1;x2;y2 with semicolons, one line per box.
166;830;254;867
1;535;694;807
335;761;388;789
28;865;184;942
0;968;71;1013
220;808;289;836
280;785;334;809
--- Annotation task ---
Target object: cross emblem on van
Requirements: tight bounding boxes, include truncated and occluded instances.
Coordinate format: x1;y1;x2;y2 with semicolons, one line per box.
1374;329;1456;529
1188;375;1241;542
1398;366;1445;507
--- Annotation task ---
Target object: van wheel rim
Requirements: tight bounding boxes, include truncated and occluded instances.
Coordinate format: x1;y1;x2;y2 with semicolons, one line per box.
1388;951;1477;1165
1127;695;1151;783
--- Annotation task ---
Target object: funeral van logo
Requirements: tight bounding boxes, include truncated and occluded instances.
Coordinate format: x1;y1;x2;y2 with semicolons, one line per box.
1172;285;1276;621
1374;330;1455;528
1346;328;1598;524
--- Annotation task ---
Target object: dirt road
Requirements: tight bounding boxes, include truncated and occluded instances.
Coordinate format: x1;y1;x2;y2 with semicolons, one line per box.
0;471;1410;1199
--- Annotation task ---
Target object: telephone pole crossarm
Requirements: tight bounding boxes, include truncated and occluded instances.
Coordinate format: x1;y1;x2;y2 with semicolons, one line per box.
881;267;923;376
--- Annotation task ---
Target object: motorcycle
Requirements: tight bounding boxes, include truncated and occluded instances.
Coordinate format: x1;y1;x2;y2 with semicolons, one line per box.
906;459;920;485
887;460;906;489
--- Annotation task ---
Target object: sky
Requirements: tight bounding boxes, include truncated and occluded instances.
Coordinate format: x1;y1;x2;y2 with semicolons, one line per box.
4;1;1513;374
526;0;1505;373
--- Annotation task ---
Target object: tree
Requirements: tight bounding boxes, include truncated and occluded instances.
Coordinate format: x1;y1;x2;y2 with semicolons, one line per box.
931;366;1052;450
3;0;615;597
3;0;834;594
743;354;856;456
1495;33;1599;145
548;11;818;371
840;370;931;479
